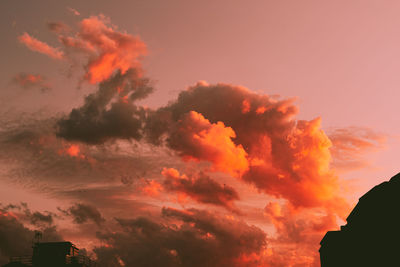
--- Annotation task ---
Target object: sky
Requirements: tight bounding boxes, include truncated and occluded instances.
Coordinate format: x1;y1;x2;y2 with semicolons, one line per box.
0;1;399;266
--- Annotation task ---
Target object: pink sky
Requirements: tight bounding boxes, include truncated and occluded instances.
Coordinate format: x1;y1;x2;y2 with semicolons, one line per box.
0;1;399;266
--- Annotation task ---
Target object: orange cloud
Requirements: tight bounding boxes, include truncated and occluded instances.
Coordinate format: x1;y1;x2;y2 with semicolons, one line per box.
18;32;64;59
168;111;249;176
141;180;163;197
147;83;349;215
245;118;338;207
60;15;147;84
19;15;146;84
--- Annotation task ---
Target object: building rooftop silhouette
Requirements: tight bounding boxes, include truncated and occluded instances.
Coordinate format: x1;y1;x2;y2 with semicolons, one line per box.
2;241;97;267
320;172;400;266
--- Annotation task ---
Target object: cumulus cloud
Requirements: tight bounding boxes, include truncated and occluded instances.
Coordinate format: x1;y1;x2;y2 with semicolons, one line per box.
146;82;348;215
18;32;64;59
162;168;240;211
94;207;266;267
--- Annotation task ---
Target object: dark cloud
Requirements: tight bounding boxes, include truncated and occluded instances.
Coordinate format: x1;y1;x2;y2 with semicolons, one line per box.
28;211;54;226
94;207;266;267
162;168;240;211
56;69;152;144
0;110;164;186
62;203;105;226
47;22;70;33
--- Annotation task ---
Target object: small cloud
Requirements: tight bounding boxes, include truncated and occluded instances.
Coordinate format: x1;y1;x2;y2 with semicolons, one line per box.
47;21;70;33
67;7;81;16
18;32;64;59
12;73;51;93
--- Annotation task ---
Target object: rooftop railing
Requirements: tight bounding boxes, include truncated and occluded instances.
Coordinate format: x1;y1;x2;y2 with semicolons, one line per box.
9;255;33;266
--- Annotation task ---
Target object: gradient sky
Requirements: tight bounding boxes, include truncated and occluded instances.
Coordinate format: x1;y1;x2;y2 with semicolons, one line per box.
0;1;399;266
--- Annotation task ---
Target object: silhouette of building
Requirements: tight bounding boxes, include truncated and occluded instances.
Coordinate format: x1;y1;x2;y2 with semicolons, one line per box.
320;172;400;266
2;241;97;267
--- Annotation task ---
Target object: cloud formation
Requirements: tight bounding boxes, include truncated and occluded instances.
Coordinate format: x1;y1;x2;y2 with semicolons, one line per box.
12;13;385;267
146;82;348;215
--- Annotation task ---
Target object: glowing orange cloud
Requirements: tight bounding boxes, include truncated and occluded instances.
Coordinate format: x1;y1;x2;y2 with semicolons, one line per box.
61;15;147;84
19;15;146;84
245;118;349;216
148;83;349;215
168;111;249;176
18;32;64;59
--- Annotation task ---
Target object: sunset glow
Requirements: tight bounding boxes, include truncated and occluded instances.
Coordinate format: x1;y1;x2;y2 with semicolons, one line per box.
1;1;399;267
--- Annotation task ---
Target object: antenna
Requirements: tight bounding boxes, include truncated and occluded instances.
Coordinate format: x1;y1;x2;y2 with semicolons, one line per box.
33;231;43;244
